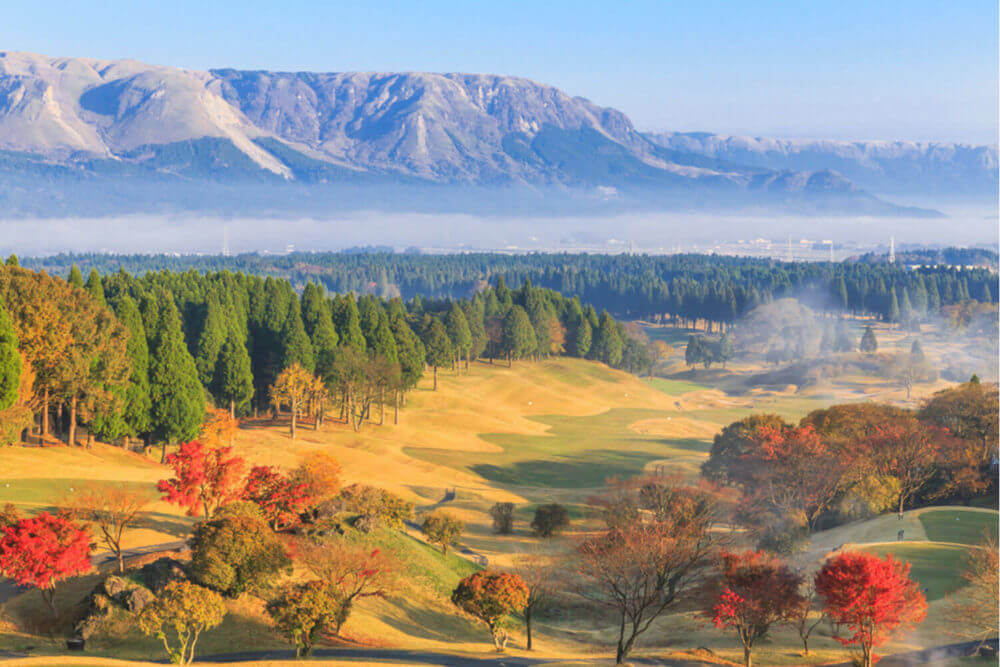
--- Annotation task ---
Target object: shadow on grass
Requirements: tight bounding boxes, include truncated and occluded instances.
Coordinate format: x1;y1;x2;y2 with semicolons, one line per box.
377;595;483;643
471;450;659;488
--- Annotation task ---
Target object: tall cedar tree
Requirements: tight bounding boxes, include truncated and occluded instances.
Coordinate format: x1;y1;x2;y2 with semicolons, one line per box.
815;551;926;667
390;313;425;392
107;293;153;442
462;300;488;370
67;263;84;288
589;311;624;367
446;303;472;372
215;324;254;417
85;269;106;307
194;294;226;388
422;317;453;390
501;305;535;367
859;325;878;354
333;294;366;353
148;296;205;454
301;284;339;379
280;300;315;372
0;297;21;411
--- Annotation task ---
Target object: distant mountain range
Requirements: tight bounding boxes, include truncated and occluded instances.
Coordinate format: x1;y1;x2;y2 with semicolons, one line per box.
0;51;993;218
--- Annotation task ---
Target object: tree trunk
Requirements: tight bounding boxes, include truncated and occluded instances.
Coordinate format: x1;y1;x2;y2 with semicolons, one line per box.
433;365;438;391
394;391;399;425
117;549;125;573
42;586;57;618
230;399;235;420
378;388;385;426
526;607;533;650
744;646;752;667
290;397;297;439
41;388;49;438
466;351;471;372
68;395;78;446
507;351;512;368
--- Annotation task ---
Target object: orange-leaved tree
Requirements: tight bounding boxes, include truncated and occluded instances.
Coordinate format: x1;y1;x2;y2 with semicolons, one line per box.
452;570;529;651
158;441;245;518
815;551;927;667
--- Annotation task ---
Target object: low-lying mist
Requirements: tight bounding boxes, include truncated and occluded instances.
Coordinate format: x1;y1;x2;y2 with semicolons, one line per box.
1;208;996;256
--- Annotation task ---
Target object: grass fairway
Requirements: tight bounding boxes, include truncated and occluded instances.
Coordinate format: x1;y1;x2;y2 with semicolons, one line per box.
858;543;970;601
643;377;709;395
406;408;712;489
919;508;999;545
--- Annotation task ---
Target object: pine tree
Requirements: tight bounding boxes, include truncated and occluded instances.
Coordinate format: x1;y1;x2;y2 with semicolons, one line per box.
370;310;399;363
422;317;453;390
887;288;900;324
462;300;487;371
836;276;849;311
333;295;366;353
568;314;592;358
446;303;472;371
85;269;106;307
391;313;425;392
899;288;913;328
195;295;227;388
910;339;925;363
589;311;623;367
0;297;21;412
149;297;206;456
67;264;84;288
859;325;878;355
717;333;734;368
501;306;536;367
215;324;254;418
108;293;152;442
685;335;703;368
5;254;18;267
280;301;315;372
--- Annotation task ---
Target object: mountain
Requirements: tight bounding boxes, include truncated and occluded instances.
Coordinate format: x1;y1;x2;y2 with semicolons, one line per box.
648;132;998;198
0;51;944;218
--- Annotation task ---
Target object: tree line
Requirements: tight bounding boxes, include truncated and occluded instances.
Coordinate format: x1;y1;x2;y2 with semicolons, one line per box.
0;257;645;449
21;251;997;331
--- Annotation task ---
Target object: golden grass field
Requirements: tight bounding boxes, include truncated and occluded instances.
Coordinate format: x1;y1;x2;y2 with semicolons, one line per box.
0;320;996;665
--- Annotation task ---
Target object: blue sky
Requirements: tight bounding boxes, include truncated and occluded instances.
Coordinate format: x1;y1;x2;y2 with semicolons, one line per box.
3;1;996;143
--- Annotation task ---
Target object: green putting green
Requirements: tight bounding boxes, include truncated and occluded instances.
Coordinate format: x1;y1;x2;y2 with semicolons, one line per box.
918;508;998;546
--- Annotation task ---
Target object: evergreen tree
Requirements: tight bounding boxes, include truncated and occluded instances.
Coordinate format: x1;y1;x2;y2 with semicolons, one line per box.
215;324;254;417
85;269;106;307
370;310;399;363
501;306;536;367
108;293;152;442
195;295;227;388
528;305;553;359
148;296;206;455
299;283;325;339
899;288;913;328
280;301;315;372
0;297;21;412
685;335;703;368
981;282;994;304
422;317;453;390
835;276;848;311
446;303;472;371
887;288;900;324
5;254;18;267
333;295;366;353
391;313;425;391
462;300;487;370
716;333;734;368
589;311;623;367
567;313;592;358
67;264;84;288
859;325;878;355
910;339;925;363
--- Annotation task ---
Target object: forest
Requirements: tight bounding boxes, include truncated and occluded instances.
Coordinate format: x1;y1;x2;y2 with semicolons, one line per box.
0;257;644;450
21;251;997;331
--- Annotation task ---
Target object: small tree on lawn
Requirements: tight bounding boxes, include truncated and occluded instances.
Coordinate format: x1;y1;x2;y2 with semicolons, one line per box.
706;550;806;667
242;466;313;531
792;579;825;656
296;537;399;634
138;580;226;665
270;363;318;439
946;530;999;649
815;551;927;667
512;553;556;651
422;512;464;553
290;451;343;507
188;513;291;597
531;503;570;538
489;502;515;534
0;512;92;617
266;581;344;658
64;482;151;572
158;440;246;519
452;570;529;651
859;325;878;355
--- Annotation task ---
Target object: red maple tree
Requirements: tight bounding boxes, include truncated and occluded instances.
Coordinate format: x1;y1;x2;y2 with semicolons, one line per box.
0;512;92;616
158;441;245;518
242;465;313;530
815;551;927;667
858;422;948;517
708;550;806;667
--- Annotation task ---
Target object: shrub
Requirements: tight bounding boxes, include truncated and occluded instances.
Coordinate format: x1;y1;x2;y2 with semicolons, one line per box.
531;504;570;538
188;514;291;597
138;581;226;665
266;581;344;658
452;570;529;651
489;502;515;534
334;484;414;530
422;512;464;553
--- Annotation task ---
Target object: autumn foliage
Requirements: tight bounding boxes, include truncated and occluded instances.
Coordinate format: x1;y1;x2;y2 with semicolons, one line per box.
815;551;927;667
451;570;529;651
242;465;312;530
707;550;805;667
158;440;246;518
0;512;92;615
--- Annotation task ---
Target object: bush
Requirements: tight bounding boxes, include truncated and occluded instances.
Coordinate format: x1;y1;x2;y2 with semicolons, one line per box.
333;484;414;530
188;514;291;597
489;502;515;534
422;512;464;553
138;581;225;664
756;511;811;555
531;504;570;538
266;581;345;658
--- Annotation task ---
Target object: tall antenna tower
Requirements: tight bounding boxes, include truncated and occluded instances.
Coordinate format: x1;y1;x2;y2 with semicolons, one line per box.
889;235;895;263
222;225;230;257
786;235;793;262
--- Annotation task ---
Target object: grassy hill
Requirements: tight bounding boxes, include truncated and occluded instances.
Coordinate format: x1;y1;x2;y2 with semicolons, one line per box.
0;357;996;664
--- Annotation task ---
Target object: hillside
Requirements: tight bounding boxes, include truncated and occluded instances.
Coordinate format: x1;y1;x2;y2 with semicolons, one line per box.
0;51;943;218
